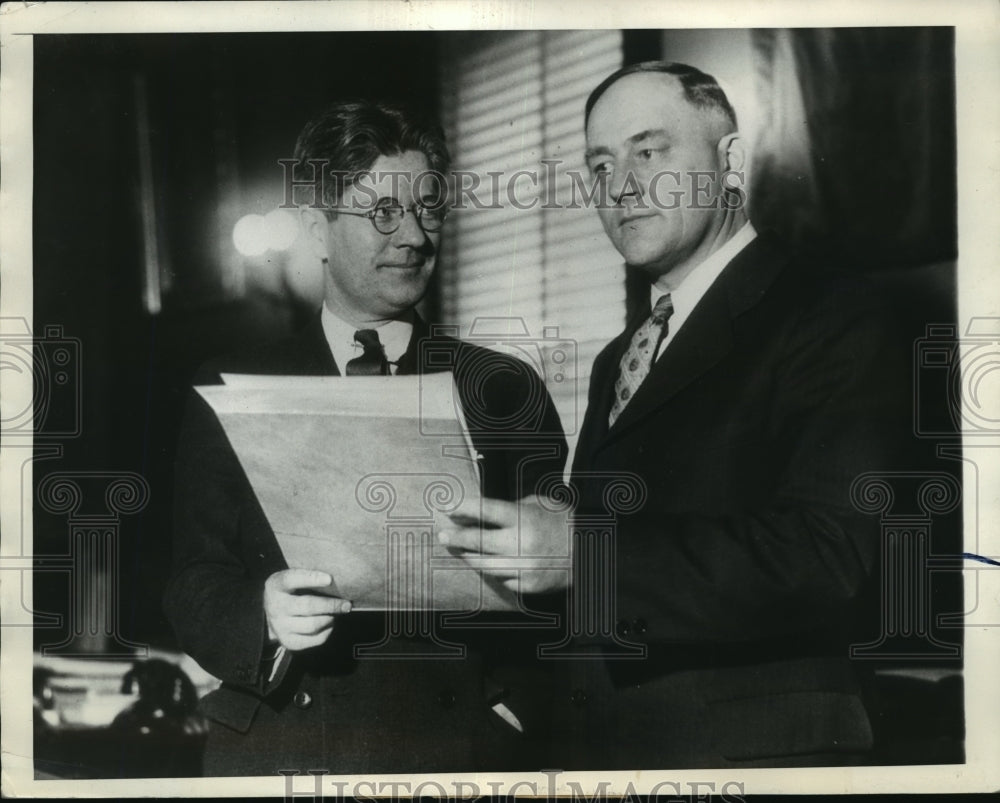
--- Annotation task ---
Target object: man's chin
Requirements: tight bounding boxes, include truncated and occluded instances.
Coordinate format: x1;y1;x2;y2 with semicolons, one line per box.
380;268;431;293
614;235;669;268
623;253;671;279
377;288;429;318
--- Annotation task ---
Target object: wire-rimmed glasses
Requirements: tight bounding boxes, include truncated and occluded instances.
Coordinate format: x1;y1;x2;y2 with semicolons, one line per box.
327;202;449;234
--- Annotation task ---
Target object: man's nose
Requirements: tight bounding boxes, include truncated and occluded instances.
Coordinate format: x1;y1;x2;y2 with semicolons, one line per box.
392;207;432;248
609;163;645;206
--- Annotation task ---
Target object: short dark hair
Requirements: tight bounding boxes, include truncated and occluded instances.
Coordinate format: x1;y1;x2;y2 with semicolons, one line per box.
585;61;738;131
293;99;450;208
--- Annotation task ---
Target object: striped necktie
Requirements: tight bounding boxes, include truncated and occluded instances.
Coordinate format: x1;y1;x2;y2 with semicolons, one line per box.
608;293;674;427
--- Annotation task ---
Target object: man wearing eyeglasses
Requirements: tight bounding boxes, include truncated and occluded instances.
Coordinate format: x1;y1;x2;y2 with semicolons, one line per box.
164;100;567;776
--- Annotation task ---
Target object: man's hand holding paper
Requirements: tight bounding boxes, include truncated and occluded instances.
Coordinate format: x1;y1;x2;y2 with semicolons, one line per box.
439;495;573;595
263;569;352;651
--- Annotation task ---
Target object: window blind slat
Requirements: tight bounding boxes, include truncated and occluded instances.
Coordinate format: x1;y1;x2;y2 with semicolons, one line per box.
455;80;544;135
441;32;624;462
452;32;542;79
456;133;545;174
457;118;545;166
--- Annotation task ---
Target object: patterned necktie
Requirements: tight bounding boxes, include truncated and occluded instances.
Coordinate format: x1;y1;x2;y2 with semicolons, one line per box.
608;293;674;426
345;329;391;376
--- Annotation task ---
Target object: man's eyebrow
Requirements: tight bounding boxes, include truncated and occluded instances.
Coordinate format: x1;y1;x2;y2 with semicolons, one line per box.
584;145;612;161
585;129;671;160
627;129;669;145
364;195;399;209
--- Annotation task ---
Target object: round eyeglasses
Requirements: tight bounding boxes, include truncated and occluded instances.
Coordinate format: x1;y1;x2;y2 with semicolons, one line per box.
327;202;449;235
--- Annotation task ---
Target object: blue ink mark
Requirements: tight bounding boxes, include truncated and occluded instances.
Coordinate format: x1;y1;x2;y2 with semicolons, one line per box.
963;552;1000;567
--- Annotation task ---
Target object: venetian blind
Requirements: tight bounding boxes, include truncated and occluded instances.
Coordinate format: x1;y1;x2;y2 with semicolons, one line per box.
438;30;625;459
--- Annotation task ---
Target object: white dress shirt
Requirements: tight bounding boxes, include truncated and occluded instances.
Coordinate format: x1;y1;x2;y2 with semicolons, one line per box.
320;305;414;374
263;306;416;677
651;223;757;362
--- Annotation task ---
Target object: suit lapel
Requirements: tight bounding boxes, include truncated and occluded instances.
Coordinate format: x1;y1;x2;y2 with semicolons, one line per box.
287;312;341;376
275;312;340;376
586;309;650;441
393;315;430;376
605;280;733;439
597;233;788;448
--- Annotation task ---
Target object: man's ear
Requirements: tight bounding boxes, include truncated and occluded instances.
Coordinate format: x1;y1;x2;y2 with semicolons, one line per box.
299;206;331;260
717;132;746;175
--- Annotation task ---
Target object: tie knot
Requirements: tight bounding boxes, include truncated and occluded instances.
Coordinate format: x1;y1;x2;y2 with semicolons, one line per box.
346;329;391;376
353;329;383;350
651;293;674;324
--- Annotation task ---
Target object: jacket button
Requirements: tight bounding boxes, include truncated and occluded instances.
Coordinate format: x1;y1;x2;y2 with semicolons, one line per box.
437;690;456;708
570;689;588;706
615;619;631;637
293;691;313;709
632;618;647;635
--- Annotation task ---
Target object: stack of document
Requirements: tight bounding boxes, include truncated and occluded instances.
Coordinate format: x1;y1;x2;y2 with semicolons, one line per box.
197;372;516;611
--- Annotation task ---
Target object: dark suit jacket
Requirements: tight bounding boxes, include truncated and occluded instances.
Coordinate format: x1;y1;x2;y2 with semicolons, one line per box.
554;234;909;768
164;313;567;775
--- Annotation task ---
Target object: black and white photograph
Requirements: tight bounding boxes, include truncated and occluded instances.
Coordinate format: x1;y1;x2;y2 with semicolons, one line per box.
1;1;998;797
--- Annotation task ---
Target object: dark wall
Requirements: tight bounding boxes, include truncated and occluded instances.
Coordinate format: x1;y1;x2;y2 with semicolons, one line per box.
32;33;440;650
622;28;957;321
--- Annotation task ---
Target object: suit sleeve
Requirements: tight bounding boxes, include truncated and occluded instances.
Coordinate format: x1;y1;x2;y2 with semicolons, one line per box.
459;345;569;501
600;289;910;644
508;364;568;499
163;380;280;691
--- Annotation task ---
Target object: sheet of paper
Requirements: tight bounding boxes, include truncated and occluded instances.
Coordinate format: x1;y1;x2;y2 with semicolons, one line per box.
197;372;517;611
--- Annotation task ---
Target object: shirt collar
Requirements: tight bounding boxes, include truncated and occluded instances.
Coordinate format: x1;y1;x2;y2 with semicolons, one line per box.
320;305;414;373
651;222;757;313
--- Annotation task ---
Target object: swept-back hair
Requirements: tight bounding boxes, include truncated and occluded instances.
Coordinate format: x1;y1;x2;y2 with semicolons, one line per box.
293;99;450;207
585;61;738;131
